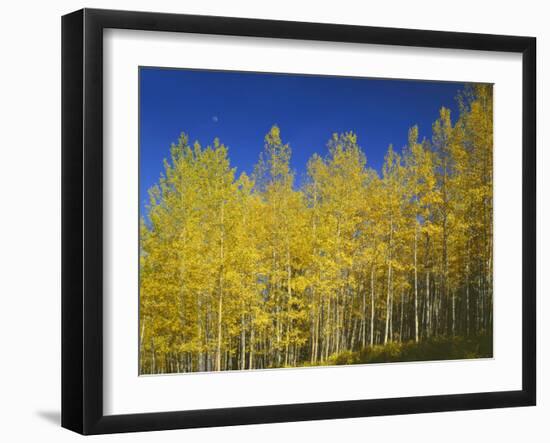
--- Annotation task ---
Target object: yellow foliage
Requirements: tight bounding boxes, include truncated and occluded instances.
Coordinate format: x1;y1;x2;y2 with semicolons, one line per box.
140;87;494;374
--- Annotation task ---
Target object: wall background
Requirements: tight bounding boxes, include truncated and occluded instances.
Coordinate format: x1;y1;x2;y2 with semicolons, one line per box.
0;1;545;441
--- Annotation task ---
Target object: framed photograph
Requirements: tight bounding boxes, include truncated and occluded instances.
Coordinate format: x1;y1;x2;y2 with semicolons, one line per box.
61;8;536;435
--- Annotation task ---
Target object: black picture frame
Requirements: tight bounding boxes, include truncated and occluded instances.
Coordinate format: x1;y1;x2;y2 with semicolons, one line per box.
61;8;536;435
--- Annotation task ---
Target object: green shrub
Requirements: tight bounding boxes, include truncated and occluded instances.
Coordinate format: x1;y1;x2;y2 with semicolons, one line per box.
327;350;359;365
326;335;492;367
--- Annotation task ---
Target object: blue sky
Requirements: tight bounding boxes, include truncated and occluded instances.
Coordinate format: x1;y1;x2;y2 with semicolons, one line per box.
140;67;464;213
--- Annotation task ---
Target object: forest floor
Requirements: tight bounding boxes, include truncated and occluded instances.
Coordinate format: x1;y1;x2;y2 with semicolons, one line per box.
308;335;493;367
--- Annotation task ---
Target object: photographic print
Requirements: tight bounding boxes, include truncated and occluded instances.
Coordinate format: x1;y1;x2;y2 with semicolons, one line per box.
139;67;493;375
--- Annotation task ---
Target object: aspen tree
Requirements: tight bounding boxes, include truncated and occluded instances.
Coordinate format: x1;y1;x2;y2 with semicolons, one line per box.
139;85;493;372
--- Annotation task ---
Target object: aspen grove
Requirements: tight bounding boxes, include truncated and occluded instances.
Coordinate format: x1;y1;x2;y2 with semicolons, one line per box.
139;84;493;374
